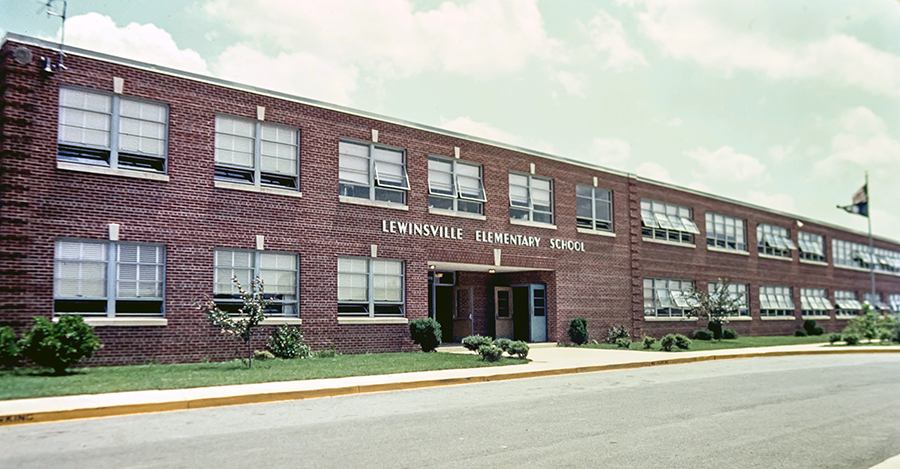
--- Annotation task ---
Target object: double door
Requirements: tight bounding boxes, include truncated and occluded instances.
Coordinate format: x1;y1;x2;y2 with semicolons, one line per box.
494;284;546;342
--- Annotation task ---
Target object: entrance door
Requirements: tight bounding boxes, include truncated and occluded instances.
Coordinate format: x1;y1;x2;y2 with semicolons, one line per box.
494;287;513;339
530;284;547;342
452;286;474;341
510;284;547;342
512;287;529;341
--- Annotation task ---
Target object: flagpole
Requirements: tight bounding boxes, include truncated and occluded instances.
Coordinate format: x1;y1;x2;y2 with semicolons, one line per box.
866;171;875;301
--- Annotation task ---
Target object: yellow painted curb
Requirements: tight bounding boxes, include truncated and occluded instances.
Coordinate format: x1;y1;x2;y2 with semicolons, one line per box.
2;348;898;427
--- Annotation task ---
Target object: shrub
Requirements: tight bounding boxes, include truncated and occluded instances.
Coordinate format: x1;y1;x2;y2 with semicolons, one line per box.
660;334;677;352
493;338;513;353
568;318;589;345
803;319;817;335
812;326;824;336
253;350;275;361
605;324;629;344
462;335;494;352
477;344;503;362
691;329;713;341
674;334;692;350
409;318;442;352
795;329;808;337
843;334;860;346
828;333;842;345
708;321;723;340
19;316;102;374
615;338;632;349
642;336;657;349
268;325;309;359
507;341;529;359
314;344;339;358
723;329;738;340
0;326;21;368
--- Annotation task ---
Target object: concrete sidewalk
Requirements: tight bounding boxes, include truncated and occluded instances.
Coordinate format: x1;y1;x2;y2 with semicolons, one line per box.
2;342;899;427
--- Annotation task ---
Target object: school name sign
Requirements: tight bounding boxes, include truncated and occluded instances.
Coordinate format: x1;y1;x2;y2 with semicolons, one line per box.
380;219;585;252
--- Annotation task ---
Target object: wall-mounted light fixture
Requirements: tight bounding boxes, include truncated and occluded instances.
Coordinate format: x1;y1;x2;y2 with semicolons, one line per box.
488;269;496;274
429;264;435;270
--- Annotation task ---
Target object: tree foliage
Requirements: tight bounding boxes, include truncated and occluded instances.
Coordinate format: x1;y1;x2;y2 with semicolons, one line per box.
196;276;270;368
688;279;743;339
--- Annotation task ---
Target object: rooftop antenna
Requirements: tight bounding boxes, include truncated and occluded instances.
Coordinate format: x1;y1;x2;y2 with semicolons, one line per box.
45;0;68;71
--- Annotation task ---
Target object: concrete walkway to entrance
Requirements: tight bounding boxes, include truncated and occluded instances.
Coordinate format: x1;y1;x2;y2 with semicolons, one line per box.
2;342;899;427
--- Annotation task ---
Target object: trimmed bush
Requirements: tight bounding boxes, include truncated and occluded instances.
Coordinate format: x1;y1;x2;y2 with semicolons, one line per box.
409;318;442;352
674;334;692;350
723;329;738;340
20;316;102;374
615;338;632;349
708;321;723;340
268;325;309;359
493;338;513;353
507;341;530;359
462;335;494;352
803;320;824;336
568;318;590;345
828;333;842;345
477;344;503;362
660;334;677;352
812;326;824;336
692;329;714;341
795;329;808;337
843;334;860;345
642;336;657;349
605;324;629;344
0;326;21;369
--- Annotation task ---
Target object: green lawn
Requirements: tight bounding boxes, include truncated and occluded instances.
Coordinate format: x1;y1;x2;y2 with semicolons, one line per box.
581;334;832;351
0;353;526;401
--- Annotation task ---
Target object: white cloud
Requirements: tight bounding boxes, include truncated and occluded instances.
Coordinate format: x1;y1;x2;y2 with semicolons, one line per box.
813;107;900;180
438;116;554;153
553;71;588;97
581;10;648;71
589;138;630;168
665;118;682;127
768;144;794;163
64;13;210;75
685;146;766;182
636;162;673;184
212;45;359;105
628;0;900;96
747;190;796;213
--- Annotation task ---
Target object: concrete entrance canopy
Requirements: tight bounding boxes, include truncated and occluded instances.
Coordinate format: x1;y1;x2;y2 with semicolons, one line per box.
427;261;553;274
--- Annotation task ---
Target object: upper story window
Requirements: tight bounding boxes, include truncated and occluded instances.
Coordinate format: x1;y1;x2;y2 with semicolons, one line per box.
757;223;795;258
705;212;746;251
831;239;900;272
759;285;794;317
337;257;405;317
339;140;409;204
873;247;900;273
864;292;889;311
640;199;698;244
576;185;613;232
54;239;165;316
708;281;749;316
215;115;299;190
800;288;832;316
58;87;168;173
643;278;698;318
798;232;826;263
427;157;486;214
834;290;862;316
214;249;299;317
509;173;553;224
888;294;900;314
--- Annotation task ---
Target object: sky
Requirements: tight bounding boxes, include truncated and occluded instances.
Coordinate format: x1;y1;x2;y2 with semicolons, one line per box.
3;0;899;241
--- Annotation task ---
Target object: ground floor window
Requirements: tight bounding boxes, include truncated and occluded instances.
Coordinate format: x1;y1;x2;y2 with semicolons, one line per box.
214;249;298;317
759;285;794;317
54;239;165;316
800;288;832;316
643;278;697;318
338;257;405;317
834;290;862;317
707;281;749;316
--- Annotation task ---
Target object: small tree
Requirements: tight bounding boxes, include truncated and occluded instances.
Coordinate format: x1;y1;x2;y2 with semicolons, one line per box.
689;279;743;340
567;317;589;345
196;276;270;368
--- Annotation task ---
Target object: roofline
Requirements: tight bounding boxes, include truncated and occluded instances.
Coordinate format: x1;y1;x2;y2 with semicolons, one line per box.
4;32;897;245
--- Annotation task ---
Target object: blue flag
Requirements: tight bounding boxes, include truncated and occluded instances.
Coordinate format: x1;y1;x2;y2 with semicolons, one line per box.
838;184;868;217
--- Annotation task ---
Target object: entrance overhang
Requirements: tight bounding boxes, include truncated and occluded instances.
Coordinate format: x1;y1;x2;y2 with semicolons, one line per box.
427;261;553;274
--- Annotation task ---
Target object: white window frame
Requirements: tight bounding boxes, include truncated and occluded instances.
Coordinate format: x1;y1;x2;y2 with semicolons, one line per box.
427;156;486;214
641;199;698;244
759;285;795;317
757;224;795;258
54;239;165;317
337;257;405;317
576;185;613;232
58;87;169;173
798;232;826;263
339;140;409;205
643;278;698;318
864;292;889;311
835;290;862;316
800;288;833;317
509;172;554;224
213;249;299;318
708;282;750;316
705;212;746;251
214;115;300;190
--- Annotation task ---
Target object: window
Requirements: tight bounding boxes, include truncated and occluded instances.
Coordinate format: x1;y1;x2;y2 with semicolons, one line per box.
864;292;889;311
834;290;862;316
759;286;794;317
798;232;825;263
641;199;698;244
214;249;298;317
215;115;299;190
643;278;699;318
339;140;409;204
576;185;613;232
427;157;486;214
888;294;900;314
54;240;164;316
757;224;795;258
800;288;832;317
873;247;900;273
509;173;553;224
831;239;900;272
705;212;746;251
337;257;405;317
58;87;168;173
707;282;749;316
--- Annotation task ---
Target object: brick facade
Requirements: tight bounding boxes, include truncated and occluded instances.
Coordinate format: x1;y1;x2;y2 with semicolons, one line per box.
2;35;899;366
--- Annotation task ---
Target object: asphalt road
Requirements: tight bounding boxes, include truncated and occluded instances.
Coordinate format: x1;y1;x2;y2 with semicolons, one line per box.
2;354;899;468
